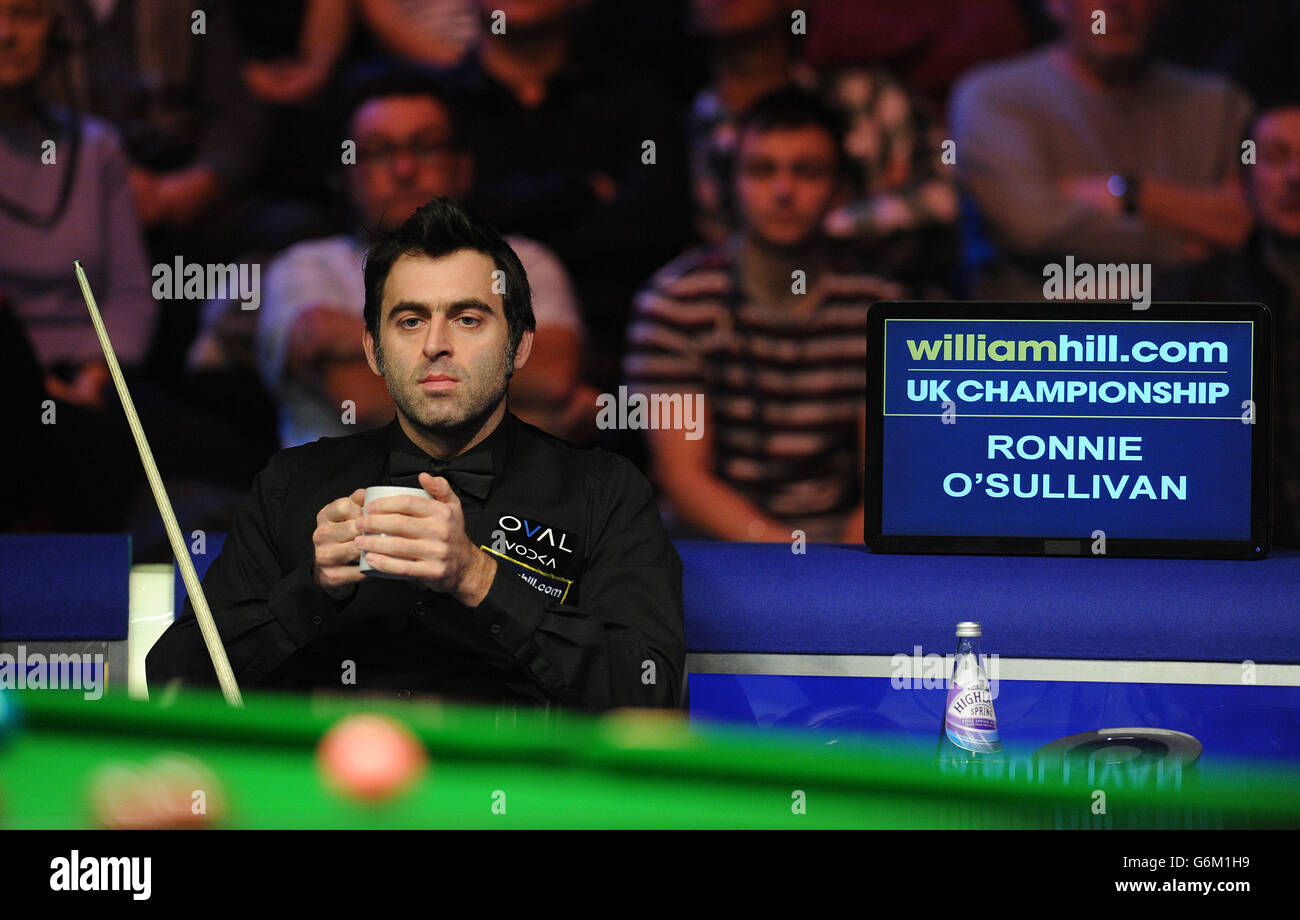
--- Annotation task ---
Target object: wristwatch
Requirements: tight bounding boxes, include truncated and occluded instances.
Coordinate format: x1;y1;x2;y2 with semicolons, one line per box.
1108;174;1141;215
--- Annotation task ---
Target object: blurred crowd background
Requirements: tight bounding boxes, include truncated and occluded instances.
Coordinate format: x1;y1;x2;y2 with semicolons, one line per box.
1;0;1298;555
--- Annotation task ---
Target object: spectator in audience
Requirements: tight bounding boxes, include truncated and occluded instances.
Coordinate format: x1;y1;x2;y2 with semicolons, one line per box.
0;0;254;545
178;32;384;430
237;0;352;106
625;88;903;544
57;0;263;252
53;0;277;378
0;0;155;406
435;0;693;391
255;65;595;449
1160;99;1300;548
950;0;1254;300
799;0;1035;114
228;0;358;250
687;0;958;289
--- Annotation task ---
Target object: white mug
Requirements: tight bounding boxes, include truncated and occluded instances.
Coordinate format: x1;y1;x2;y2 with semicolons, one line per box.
359;486;429;579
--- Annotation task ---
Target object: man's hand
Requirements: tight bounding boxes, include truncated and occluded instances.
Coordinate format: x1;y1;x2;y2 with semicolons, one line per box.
355;473;498;607
156;166;223;227
1059;174;1123;215
243;57;332;105
44;359;110;410
287;306;366;373
129;165;222;228
312;489;367;600
128;167;166;227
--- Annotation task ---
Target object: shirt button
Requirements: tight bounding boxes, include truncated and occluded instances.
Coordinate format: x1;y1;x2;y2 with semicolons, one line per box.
414;601;426;617
311;615;322;626
489;624;501;635
397;688;411;700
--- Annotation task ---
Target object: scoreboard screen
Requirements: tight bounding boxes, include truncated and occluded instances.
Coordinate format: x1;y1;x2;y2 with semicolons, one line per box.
866;302;1273;559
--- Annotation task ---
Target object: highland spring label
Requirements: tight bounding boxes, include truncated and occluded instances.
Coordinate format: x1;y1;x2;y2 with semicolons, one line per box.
944;662;1002;753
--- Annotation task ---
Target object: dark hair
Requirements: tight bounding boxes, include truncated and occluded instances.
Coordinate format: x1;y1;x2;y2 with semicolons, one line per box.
339;61;463;146
734;85;848;173
363;197;535;369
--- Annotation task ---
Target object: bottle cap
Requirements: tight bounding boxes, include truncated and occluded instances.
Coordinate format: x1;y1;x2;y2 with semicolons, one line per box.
955;621;981;637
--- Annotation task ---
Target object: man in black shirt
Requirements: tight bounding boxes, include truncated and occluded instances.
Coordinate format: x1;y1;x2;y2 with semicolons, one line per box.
146;198;685;710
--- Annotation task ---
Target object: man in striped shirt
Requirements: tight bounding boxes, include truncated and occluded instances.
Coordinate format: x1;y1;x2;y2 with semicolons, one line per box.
625;88;903;544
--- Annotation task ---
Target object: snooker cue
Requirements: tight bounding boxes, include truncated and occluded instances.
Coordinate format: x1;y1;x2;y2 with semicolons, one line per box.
73;261;244;708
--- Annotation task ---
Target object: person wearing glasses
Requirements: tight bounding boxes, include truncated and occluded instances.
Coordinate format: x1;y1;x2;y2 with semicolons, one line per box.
254;63;594;449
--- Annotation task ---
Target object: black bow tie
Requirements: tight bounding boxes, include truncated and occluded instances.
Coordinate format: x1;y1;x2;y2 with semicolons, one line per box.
387;450;495;500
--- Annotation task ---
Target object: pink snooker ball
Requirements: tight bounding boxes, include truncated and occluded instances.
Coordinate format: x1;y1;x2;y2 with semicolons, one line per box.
316;714;428;803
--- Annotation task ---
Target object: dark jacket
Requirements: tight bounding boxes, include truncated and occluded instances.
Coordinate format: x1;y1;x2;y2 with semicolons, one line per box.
145;412;686;711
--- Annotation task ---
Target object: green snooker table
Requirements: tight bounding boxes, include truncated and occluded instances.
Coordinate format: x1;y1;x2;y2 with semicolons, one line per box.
1;690;1296;829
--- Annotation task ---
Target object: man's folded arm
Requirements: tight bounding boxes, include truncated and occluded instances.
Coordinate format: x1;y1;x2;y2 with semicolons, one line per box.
466;456;686;712
144;453;344;690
